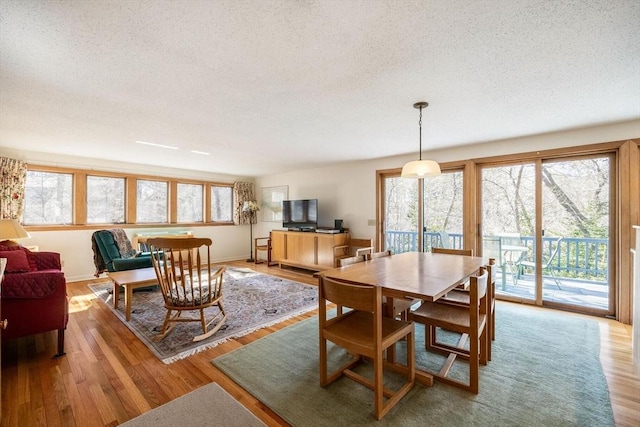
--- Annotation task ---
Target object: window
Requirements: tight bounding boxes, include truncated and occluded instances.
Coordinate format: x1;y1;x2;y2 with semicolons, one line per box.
21;165;235;227
382;175;418;254
177;183;203;223
23;171;73;225
137;179;168;223
379;169;463;254
86;175;125;224
210;185;233;222
424;170;464;250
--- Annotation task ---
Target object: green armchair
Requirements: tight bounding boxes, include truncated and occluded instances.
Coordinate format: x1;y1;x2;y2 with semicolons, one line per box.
91;229;153;277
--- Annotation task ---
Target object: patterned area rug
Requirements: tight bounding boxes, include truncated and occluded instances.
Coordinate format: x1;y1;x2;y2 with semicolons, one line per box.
89;267;318;364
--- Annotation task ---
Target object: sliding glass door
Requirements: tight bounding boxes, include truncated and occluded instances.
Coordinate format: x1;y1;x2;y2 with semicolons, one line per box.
539;156;612;312
480;163;536;300
382;175;418;254
423;171;464;251
479;155;613;314
379;153;614;316
379;170;464;254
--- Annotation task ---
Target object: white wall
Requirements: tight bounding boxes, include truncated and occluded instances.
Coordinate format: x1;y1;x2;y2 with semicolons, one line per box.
2;119;639;281
24;225;249;282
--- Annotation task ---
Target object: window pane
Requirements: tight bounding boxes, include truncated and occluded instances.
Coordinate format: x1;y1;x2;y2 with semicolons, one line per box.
136;180;168;223
481;163;536;298
177;183;203;223
424;170;464;250
210;185;233;222
87;176;125;224
384;177;418;254
23;171;73;225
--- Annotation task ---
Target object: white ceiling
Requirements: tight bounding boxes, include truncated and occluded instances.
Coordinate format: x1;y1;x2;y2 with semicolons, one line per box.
1;0;639;177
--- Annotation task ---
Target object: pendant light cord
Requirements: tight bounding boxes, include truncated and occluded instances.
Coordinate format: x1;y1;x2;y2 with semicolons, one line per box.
418;106;423;161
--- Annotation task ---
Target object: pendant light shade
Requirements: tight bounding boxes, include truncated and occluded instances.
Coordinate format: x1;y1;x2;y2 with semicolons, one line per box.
401;101;441;178
401;159;441;178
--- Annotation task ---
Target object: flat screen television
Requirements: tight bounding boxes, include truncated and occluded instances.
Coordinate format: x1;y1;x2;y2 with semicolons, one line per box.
282;199;318;230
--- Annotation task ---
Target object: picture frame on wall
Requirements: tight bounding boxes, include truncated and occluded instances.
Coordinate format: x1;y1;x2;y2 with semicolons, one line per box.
261;186;288;222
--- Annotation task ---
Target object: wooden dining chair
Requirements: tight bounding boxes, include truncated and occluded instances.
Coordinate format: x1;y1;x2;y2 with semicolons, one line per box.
318;275;415;420
334;237;374;267
431;259;497;360
148;237;227;342
254;236;274;265
409;267;488;393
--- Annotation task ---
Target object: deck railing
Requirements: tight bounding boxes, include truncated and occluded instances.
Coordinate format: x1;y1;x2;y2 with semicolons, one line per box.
385;231;608;281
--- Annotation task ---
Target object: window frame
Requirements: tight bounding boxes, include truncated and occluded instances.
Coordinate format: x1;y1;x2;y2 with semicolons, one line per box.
22;164;236;230
175;182;205;224
85;174;126;225
209;184;234;224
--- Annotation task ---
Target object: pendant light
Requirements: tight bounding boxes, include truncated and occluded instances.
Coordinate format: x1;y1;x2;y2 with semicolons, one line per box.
401;101;441;178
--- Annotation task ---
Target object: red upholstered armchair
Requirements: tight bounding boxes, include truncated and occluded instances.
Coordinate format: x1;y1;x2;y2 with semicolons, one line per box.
0;245;68;358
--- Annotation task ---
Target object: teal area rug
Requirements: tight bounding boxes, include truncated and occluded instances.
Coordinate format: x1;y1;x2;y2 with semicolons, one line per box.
212;303;614;426
89;267;318;364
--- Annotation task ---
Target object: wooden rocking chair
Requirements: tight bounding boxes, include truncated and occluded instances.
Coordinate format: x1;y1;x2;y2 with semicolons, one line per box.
148;237;227;342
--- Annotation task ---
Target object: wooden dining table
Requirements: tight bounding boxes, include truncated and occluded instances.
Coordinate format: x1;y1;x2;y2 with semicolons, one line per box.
319;251;487;386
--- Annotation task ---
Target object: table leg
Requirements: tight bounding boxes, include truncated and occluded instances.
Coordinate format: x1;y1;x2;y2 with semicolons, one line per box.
113;282;119;309
384;296;434;387
385;296;397;363
125;285;133;321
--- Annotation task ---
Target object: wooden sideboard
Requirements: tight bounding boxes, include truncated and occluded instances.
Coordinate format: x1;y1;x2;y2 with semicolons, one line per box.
271;230;348;271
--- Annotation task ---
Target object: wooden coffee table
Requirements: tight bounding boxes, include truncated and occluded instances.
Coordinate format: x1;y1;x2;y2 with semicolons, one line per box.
107;267;159;321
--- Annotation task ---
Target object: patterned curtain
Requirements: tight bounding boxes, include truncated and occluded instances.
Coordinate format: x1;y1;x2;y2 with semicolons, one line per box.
0;157;27;220
233;181;254;225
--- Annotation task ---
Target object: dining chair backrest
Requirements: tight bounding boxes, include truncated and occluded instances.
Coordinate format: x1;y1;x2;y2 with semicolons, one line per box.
349;238;374;257
333;237;374;267
432;247;473;256
367;250;392;260
338;254;366;267
319;275;379;313
473;266;488;302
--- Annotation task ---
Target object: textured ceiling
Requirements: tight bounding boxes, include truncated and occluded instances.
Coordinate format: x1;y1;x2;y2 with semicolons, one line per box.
1;0;639;177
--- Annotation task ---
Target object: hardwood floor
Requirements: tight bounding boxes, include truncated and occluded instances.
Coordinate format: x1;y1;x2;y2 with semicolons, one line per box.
2;260;639;426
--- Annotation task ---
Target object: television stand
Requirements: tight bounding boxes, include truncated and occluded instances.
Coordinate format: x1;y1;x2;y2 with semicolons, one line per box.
271;230;348;271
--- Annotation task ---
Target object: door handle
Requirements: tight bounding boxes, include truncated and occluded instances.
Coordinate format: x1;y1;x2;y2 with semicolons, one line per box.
1;319;7;330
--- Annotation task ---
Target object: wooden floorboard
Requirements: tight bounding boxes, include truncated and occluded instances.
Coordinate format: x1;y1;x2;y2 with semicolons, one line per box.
2;260;638;426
